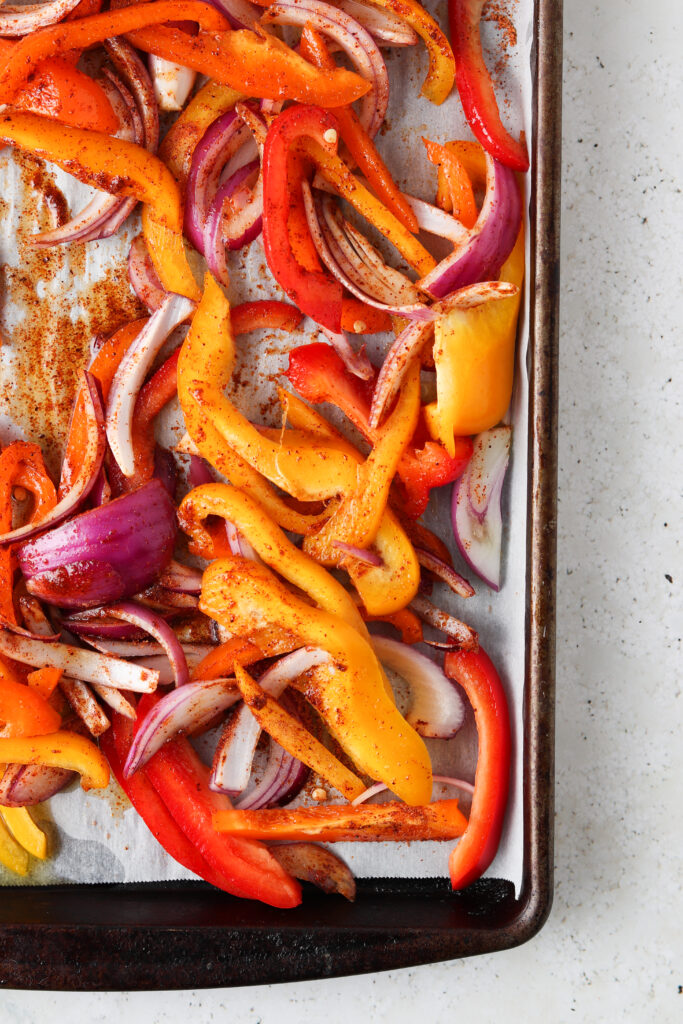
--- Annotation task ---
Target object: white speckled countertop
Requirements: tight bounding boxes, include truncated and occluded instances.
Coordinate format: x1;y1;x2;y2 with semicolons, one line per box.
2;0;681;1020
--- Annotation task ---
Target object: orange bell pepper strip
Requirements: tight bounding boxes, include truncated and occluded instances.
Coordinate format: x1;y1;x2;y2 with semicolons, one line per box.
59;318;147;497
286;147;323;273
299;25;418;233
141;206;201;302
0;1;229;103
359;606;423;644
340;298;391;335
423;137;477;229
190;637;264;682
423;227;524;443
301;137;436;276
212;798;468;842
362;0;455;105
27;667;63;702
0;660;62;739
0;111;183;233
435;139;487;212
67;0;103;19
234;664;366;802
10;58;118;134
0;732;110;791
200;556;432;804
125;24;371;107
230;300;304;335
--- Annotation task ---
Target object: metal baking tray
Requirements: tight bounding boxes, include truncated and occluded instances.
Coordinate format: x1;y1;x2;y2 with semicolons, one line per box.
0;0;561;989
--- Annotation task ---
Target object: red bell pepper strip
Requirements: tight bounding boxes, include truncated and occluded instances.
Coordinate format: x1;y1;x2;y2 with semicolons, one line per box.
10;58;118;134
262;105;344;333
230;300;303;335
286;343;472;517
449;0;529;172
136;693;302;908
443;647;511;890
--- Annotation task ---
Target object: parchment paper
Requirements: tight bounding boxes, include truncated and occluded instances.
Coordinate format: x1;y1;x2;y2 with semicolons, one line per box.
0;0;534;892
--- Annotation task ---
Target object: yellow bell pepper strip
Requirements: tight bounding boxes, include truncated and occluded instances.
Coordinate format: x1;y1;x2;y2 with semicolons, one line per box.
0;1;229;104
213;799;468;842
0;806;47;860
303;359;420;563
363;0;455;105
0;111;183;233
423;137;477;229
158;79;243;185
200;556;432;805
0;813;29;875
449;0;529;172
178;484;367;635
125;25;371;107
423;227;524;444
141;206;201;302
341;509;420;617
301;136;437;276
234;665;366;802
0;733;110;792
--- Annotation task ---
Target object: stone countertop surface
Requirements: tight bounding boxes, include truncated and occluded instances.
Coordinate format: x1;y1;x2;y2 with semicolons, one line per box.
1;0;681;1020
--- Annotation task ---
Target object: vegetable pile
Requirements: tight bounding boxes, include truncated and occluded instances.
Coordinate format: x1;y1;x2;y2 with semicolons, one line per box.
0;0;526;906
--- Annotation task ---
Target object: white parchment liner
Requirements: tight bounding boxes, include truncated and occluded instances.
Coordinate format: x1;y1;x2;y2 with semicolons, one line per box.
0;0;534;892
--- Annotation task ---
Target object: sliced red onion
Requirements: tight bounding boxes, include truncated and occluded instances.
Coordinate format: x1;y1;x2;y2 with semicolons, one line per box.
269;842;356;900
452;426;512;591
406;194;469;245
0;373;104;547
0;0;80;38
371;636;465;738
103;602;189;687
208;0;260;29
0;629;160;691
415;547;474;599
104;38;159;154
419;155;522;299
335;211;423;303
158;560;203;595
124;678;240;776
128;235;167;312
352;774;474;806
0;761;75;807
332;541;382;566
224;521;259;561
204;159;261;286
210;647;329;794
338;0;417;47
106;294;195;478
321;328;373;381
19;479;176;610
369;280;518;428
132;648;213;686
184;109;253;254
264;0;389;138
90;468;112;507
135;585;198;612
60;676;111;737
90;683;136;720
55;613;146;642
188;454;216;488
302;183;430;321
409;595;478;651
153;446;178;498
148;56;197;112
234;735;309;810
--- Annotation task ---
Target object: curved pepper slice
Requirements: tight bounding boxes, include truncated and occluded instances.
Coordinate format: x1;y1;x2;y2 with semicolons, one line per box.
263;105;344;333
0;732;110;791
141;206;201;302
0;664;62;739
0;814;29;875
126;25;371;107
449;0;529;172
444;646;511;890
201;556;432;805
159;79;243;184
0;111;183;232
363;0;455;104
423;228;524;443
423;137;477;228
10;58;118;134
178;484;367;634
0;807;47;860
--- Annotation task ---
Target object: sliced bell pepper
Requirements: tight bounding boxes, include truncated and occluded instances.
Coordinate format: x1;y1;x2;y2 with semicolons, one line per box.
362;0;454;104
231;301;303;335
423;137;477;228
449;0;529;172
444;647;511;890
0;111;183;233
136;692;302;908
285;343;473;517
190;636;265;682
0;663;62;739
0;813;29;875
213;798;467;842
340;299;391;335
141;206;201;302
0;1;229;103
200;556;432;805
423;227;524;444
179;484;367;634
10;58;118;134
299;25;418;232
263;105;344;333
0;807;47;860
126;25;370;107
158;79;243;185
130;347;180;488
26;667;62;702
359;606;423;644
234;665;366;802
436;139;486;211
0;732;110;791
